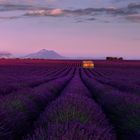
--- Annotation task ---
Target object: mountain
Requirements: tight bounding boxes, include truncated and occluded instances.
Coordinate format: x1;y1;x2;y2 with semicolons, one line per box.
0;52;13;58
24;49;64;59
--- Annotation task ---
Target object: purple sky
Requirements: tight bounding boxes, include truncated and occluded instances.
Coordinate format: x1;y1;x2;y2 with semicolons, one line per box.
0;0;140;59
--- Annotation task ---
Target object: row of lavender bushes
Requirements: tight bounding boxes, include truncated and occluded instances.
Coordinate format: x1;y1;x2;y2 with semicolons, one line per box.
81;68;140;140
23;68;116;140
0;68;75;140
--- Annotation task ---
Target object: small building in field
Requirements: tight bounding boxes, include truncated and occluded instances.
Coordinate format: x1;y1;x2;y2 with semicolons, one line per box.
106;57;123;61
82;60;94;68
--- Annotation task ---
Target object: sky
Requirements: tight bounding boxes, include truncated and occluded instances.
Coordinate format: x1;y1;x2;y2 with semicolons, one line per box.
0;0;140;59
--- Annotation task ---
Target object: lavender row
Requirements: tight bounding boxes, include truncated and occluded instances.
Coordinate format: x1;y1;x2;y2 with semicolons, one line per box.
86;69;140;95
0;68;75;140
81;69;140;140
0;66;71;95
24;68;116;140
24;95;116;140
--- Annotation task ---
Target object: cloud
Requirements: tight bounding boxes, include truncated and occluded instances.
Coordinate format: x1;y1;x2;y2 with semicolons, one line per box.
26;9;64;16
128;3;140;9
0;2;140;23
0;16;20;19
0;3;35;11
24;7;130;17
50;9;63;16
125;2;140;22
126;14;140;22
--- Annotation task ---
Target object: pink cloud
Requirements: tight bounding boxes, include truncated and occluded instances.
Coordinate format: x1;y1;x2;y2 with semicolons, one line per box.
26;8;64;16
126;14;140;22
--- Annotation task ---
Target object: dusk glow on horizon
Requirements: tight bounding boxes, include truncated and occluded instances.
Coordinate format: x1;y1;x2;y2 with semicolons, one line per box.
0;0;140;59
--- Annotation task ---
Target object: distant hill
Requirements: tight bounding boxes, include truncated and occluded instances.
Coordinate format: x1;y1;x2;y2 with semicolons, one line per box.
0;49;106;60
0;52;13;58
24;49;65;59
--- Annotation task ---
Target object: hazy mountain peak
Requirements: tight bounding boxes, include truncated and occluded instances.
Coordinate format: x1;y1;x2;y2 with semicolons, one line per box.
38;49;49;52
0;51;13;58
38;49;47;52
25;49;64;59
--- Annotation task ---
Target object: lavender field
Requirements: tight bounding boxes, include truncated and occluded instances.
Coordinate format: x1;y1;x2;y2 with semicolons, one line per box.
0;59;140;140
